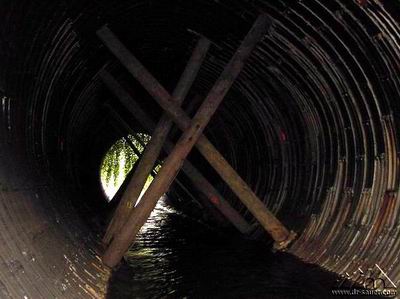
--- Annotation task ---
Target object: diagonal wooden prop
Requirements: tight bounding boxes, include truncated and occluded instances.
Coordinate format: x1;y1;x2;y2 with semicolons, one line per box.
102;37;212;245
101;72;252;235
107;102;242;228
99;15;295;267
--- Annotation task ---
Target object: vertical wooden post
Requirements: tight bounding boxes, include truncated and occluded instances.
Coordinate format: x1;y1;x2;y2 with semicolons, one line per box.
102;74;252;234
102;37;211;245
102;15;281;267
98;16;295;251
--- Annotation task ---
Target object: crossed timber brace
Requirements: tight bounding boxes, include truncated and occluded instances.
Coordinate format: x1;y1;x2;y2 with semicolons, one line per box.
97;14;296;268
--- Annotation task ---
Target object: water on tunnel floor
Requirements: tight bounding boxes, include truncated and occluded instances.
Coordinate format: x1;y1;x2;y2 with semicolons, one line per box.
106;198;374;299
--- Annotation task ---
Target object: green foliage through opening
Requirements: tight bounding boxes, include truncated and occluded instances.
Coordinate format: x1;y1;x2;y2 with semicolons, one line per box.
100;133;156;201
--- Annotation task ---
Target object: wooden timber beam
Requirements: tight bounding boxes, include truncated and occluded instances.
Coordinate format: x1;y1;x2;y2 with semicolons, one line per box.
101;72;252;235
97;15;295;256
107;107;231;228
169;94;203;140
102;37;211;245
101;15;294;268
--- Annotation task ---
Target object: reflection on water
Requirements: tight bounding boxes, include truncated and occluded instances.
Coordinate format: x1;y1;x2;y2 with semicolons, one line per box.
106;199;362;298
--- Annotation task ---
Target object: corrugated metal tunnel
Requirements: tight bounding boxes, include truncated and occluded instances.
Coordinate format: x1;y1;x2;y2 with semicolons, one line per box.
0;0;400;297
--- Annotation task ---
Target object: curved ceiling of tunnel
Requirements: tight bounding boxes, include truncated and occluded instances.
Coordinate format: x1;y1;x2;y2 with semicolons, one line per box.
1;0;400;288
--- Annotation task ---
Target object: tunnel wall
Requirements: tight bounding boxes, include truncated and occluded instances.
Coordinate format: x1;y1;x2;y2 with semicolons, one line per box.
0;102;109;298
1;0;400;297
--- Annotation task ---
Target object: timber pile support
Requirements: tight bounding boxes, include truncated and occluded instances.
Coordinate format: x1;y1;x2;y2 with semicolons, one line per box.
101;72;253;235
98;14;296;268
102;37;211;245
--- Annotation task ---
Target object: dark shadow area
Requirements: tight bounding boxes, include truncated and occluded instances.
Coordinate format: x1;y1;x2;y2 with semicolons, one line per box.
106;200;382;299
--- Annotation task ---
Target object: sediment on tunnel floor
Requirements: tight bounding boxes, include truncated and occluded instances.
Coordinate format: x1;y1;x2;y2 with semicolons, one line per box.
0;0;400;297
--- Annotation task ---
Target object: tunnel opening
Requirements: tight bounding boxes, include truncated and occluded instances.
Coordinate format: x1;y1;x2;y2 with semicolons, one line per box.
99;133;156;201
0;0;400;298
